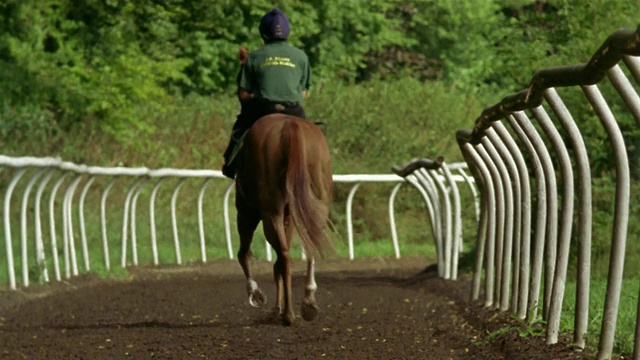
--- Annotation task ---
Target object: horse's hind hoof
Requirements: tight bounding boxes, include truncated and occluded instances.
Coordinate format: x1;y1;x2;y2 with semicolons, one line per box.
301;300;319;321
249;289;266;308
283;314;295;326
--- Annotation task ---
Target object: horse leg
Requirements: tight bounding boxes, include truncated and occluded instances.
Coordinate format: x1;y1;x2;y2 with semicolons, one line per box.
272;255;284;318
301;256;320;321
264;216;295;326
280;249;295;326
237;211;266;308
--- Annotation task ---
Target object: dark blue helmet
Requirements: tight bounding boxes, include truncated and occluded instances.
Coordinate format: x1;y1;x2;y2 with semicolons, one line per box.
259;8;290;41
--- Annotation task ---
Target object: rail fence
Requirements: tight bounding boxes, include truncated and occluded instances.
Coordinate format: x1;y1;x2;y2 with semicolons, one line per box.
0;154;475;291
456;26;640;360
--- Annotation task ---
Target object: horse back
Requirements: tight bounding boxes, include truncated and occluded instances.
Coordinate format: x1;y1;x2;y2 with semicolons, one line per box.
236;114;333;255
237;114;332;209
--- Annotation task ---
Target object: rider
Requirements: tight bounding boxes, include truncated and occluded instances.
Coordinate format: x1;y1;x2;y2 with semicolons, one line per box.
221;8;311;179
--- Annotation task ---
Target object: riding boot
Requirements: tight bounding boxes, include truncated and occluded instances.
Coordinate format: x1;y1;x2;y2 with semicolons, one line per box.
222;134;239;179
222;104;257;179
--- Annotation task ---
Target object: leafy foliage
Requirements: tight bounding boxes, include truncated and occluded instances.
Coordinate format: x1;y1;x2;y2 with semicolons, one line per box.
0;0;191;142
0;0;638;143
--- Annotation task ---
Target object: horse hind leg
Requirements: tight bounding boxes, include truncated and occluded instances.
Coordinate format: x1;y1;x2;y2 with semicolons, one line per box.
264;216;296;326
237;212;266;308
301;192;329;322
272;256;284;317
301;256;320;321
280;249;295;325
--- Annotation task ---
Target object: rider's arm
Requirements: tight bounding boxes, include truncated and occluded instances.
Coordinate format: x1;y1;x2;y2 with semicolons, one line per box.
238;88;254;102
238;55;256;102
301;54;311;100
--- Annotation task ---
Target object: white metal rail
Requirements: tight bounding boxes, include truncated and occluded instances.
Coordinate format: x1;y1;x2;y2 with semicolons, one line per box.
456;25;640;360
0;155;473;290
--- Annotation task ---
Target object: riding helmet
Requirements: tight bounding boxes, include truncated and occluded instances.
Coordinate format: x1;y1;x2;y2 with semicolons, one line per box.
259;8;290;41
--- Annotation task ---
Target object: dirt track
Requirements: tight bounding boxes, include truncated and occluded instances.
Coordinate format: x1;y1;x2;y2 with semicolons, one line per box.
0;256;597;359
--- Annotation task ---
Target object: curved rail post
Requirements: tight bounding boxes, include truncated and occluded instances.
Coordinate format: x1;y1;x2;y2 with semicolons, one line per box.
606;63;640;355
481;136;514;311
130;177;149;266
149;178;164;265
48;172;69;282
457;168;480;222
486;127;521;312
391;157;444;268
64;173;84;278
608;64;640;125
583;84;631;360
440;163;463;279
624;55;640;82
79;176;96;272
475;143;506;309
493;122;532;320
472;191;489;300
346;183;361;260
388;182;404;259
34;168;56;283
100;177;117;270
429;167;458;280
414;170;443;275
505;114;548;322
170;178;186;265
405;175;439;256
513;111;558;321
4;168;27;289
531;105;575;345
459;140;496;306
426;168;453;279
618;55;640;360
223;182;235;260
20;168;46;287
457;140;489;301
406;175;438;244
544;87;592;349
476;143;503;308
120;177;143;268
457;167;480;223
197;178;211;263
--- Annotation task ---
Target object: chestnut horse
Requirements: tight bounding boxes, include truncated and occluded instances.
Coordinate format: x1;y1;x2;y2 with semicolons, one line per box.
234;114;333;326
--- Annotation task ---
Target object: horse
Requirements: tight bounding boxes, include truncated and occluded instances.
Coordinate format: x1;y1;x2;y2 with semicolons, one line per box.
233;113;333;326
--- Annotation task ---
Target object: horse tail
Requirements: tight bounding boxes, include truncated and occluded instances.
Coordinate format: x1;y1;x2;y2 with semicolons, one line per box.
283;120;331;257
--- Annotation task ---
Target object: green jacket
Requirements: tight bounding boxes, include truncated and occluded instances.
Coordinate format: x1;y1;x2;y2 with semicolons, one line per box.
239;41;311;105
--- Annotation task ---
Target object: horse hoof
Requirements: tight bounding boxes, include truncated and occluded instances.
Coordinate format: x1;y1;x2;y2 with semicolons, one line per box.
301;300;319;321
283;314;295;326
248;289;266;308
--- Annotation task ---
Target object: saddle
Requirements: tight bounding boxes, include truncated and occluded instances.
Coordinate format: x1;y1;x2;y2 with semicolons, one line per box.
229;119;326;164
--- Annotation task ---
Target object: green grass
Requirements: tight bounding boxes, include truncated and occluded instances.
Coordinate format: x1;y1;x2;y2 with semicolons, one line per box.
560;279;639;356
472;279;638;357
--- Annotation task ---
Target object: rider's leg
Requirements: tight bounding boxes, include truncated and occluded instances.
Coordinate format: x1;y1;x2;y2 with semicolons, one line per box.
223;100;288;179
223;118;241;160
222;106;255;179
